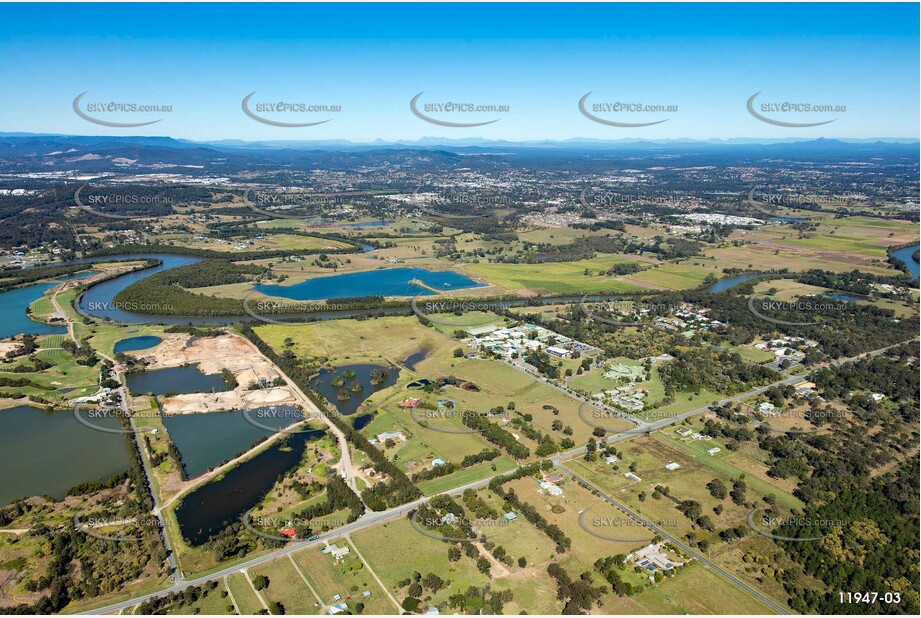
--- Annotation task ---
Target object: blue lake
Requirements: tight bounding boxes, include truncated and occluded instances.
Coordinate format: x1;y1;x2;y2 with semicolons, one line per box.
53;271;95;282
823;291;867;302
0;282;68;339
0;406;129;506
174;429;322;546
125;365;228;396
254;267;484;300
113;335;162;354
163;407;303;478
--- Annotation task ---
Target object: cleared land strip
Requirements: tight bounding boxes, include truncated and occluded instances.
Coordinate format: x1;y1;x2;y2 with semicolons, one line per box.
344;535;403;612
243;570;269;612
287;554;326;611
78;337;918;616
222;576;240;615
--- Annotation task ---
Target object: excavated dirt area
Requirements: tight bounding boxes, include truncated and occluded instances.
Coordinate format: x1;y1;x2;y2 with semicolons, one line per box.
132;334;297;414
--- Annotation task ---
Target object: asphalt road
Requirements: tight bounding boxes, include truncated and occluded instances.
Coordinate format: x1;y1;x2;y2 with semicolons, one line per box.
77;337;917;615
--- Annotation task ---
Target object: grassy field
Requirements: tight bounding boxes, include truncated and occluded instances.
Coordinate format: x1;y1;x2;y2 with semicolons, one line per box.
351;517;492;609
166;581;236;615
225;572;265;615
254;316;444;366
160;233;353;253
88;322;171;357
654;432;803;510
291;541;396;614
251;557;321;614
417;456;517;495
256;316;626;454
462;255;649;294
703;215;917;276
620;262;714;290
604;561;781;614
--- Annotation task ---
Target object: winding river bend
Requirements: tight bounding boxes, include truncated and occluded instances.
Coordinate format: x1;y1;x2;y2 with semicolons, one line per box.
64;244;921;327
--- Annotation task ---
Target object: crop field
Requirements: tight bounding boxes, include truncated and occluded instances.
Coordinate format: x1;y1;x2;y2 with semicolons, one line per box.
462;255;648;294
619;262;714;290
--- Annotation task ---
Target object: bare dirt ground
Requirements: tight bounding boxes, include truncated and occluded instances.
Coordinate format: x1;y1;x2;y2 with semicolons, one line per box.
132;334;298;414
160;386;297;414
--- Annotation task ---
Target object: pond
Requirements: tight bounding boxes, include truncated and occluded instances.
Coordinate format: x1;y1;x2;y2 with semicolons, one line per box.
706;273;760;293
253;267;484;301
163;407;303;478
310;363;400;416
401;349;429;371
113;335;163;354
174;429;323;546
125;365;228;396
0;282;68;339
823;291;867;302
891;243;920;282
345;220;394;228
352;413;374;431
0;406;130;506
53;270;95;282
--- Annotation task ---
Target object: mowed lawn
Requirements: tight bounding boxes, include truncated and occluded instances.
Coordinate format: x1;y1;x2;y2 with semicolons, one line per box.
463;255;649;294
417;456;517;495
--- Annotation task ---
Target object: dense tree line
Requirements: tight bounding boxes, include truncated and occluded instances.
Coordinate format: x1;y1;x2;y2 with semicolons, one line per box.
0;263;90;292
546;562;607;614
461;412;530;459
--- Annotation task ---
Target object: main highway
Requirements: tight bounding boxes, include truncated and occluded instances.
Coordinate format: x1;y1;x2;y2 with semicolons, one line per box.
76;337;916;615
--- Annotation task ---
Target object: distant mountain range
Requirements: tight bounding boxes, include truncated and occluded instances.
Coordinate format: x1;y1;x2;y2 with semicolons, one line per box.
0;133;917;173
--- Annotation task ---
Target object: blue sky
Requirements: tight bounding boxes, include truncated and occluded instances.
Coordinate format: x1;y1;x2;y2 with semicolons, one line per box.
0;2;917;141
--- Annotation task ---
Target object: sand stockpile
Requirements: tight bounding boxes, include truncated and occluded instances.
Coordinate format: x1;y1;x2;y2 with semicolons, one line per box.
159;386;297;415
242;386;296;405
136;334;281;385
